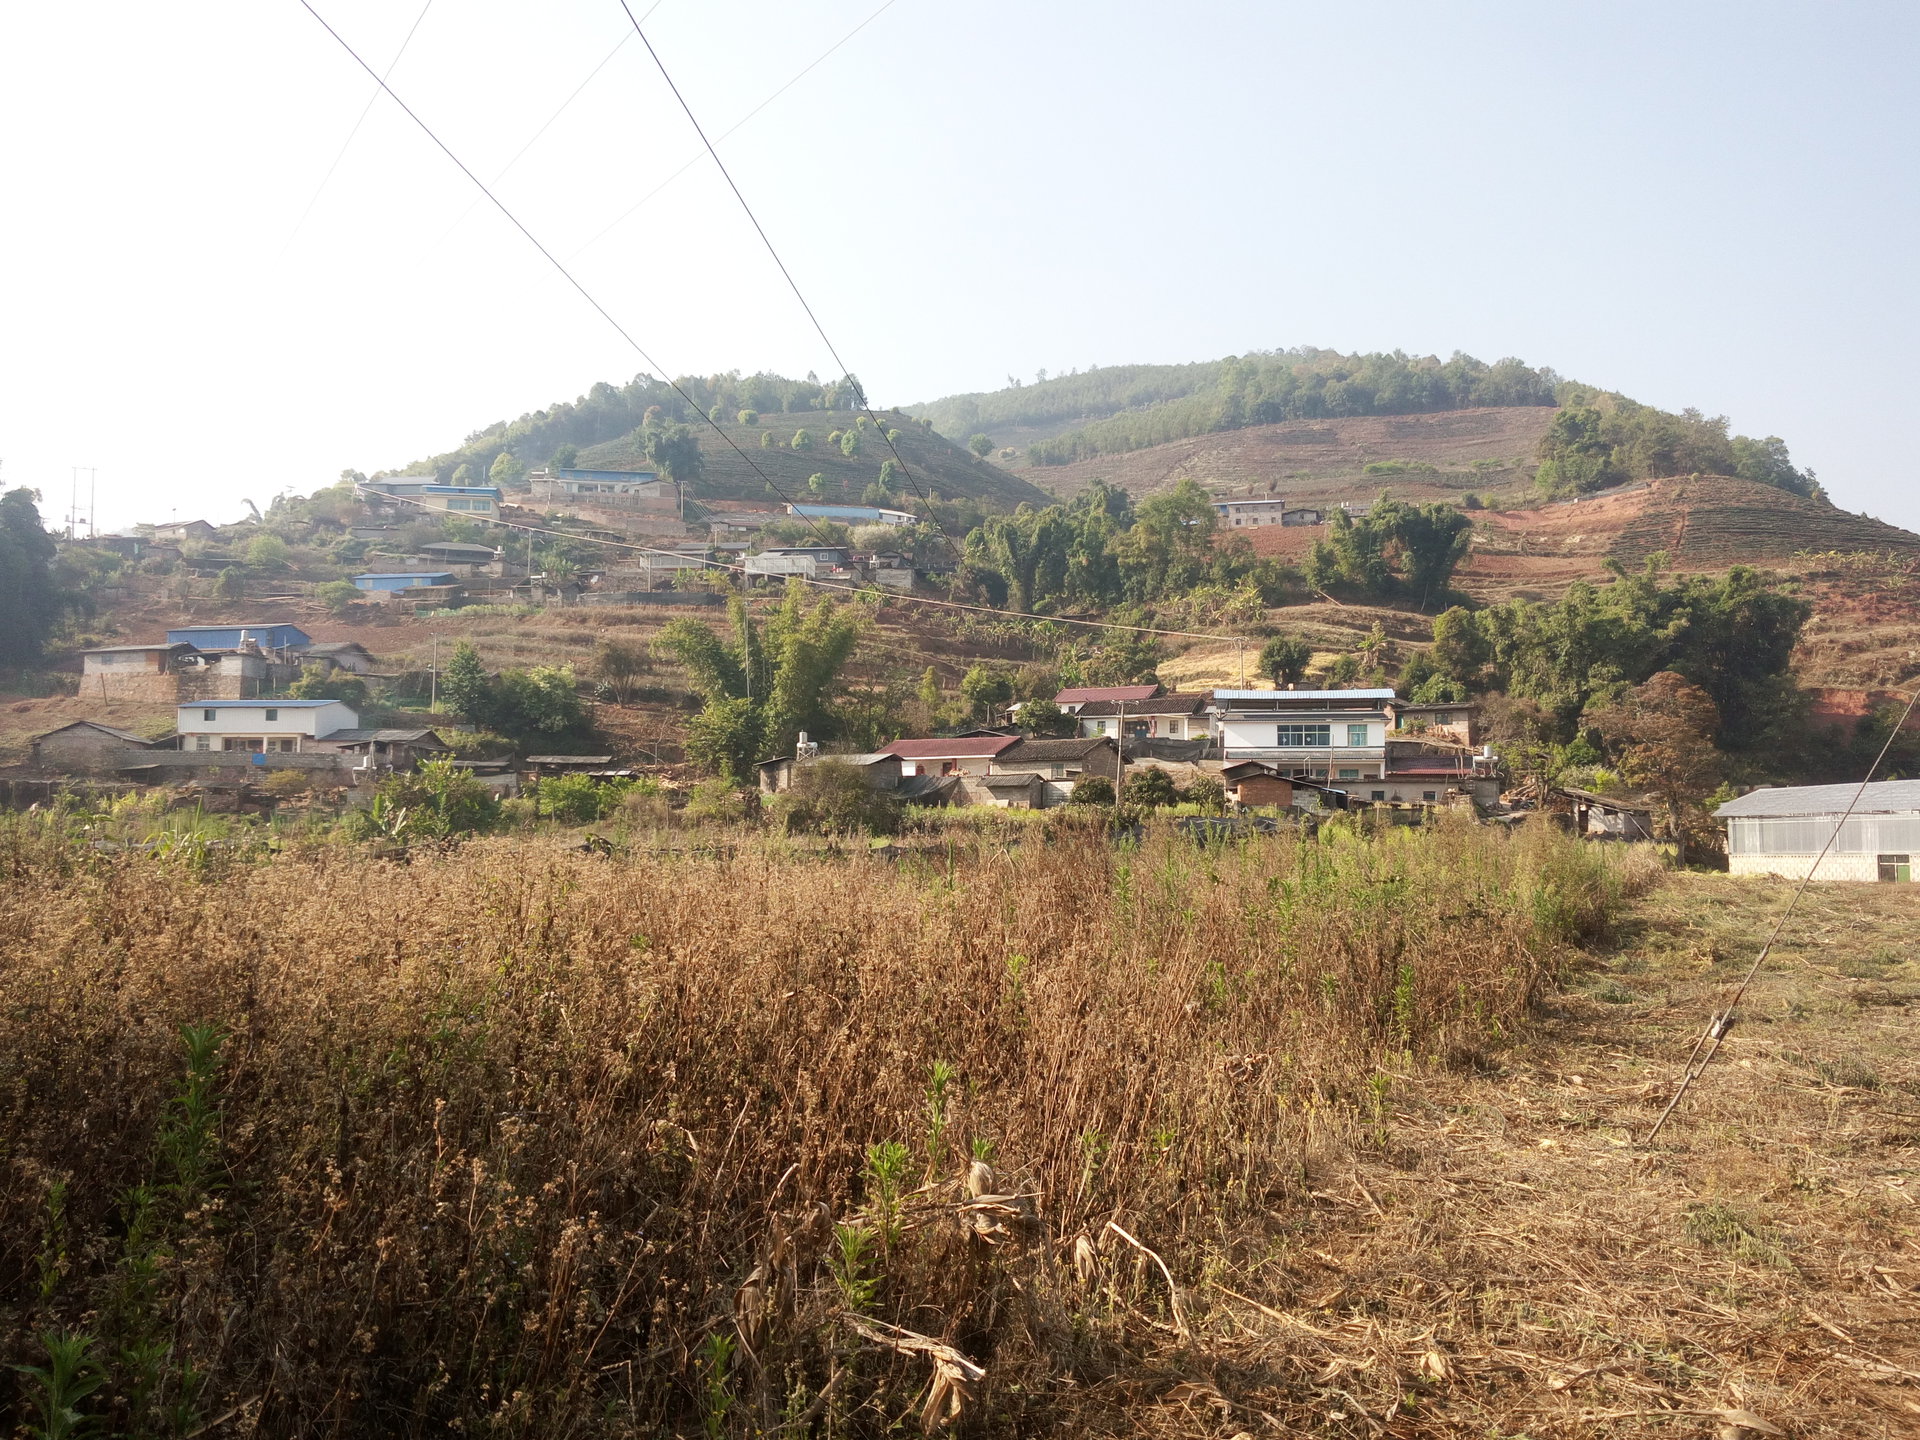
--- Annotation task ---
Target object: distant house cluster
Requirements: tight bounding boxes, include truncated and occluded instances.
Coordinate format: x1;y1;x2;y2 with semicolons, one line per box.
76;623;369;703
759;684;1494;814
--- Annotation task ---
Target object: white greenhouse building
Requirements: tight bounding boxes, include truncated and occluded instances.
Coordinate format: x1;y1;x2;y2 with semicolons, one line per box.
1717;779;1920;882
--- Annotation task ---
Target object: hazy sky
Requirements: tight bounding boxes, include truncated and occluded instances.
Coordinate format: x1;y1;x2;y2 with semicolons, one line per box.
3;1;1915;533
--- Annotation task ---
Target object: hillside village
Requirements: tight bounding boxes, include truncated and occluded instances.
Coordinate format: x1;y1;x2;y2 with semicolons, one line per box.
5;364;1919;869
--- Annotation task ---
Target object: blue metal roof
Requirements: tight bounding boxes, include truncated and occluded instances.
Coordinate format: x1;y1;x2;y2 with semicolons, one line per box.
1213;688;1398;702
422;485;501;497
165;623;311;648
555;467;659;482
354;572;457;581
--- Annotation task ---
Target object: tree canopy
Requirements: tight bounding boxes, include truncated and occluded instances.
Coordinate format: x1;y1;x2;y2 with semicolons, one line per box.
653;586;863;783
0;488;61;666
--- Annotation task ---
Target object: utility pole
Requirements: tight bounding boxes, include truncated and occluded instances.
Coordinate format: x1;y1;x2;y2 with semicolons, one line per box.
87;469;97;538
1114;697;1126;799
429;632;442;709
68;467;78;541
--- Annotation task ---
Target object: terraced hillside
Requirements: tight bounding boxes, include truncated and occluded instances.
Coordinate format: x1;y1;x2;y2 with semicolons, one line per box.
1010;407;1555;504
577;409;1051;512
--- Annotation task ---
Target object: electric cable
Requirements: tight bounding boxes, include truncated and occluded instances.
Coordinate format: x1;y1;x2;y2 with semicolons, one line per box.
615;0;940;515
1644;674;1920;1141
572;0;896;260
296;0;851;552
282;0;436;255
432;1;667;247
298;2;1255;653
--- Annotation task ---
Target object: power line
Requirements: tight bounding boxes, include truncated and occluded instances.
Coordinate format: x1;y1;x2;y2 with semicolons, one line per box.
614;1;938;513
282;0;436;255
295;0;847;551
1645;674;1920;1142
433;1;668;247
297;4;1249;652
572;0;896;260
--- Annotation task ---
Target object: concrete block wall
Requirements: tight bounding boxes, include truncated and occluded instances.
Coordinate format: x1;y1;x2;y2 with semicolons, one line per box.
1728;852;1884;882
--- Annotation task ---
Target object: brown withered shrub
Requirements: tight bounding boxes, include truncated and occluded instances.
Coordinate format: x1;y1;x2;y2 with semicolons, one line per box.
0;815;1635;1436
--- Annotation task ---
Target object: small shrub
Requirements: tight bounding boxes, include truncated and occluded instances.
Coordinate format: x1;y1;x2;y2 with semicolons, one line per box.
778;760;902;836
1122;768;1178;808
1069;774;1115;805
1683;1202;1791;1269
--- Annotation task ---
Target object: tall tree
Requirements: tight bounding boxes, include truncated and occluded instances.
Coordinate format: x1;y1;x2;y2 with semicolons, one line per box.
0;488;60;666
1589;671;1722;865
1257;636;1312;687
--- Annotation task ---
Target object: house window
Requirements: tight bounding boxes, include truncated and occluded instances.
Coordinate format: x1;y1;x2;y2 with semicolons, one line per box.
264;708;278;721
223;737;263;753
193;736;211;752
1879;854;1913;883
203;708;216;722
1093;720;1107;735
1277;724;1331;747
266;737;296;753
1423;791;1437;802
1346;724;1369;746
1051;764;1066;779
1338;768;1360;780
1371;790;1387;801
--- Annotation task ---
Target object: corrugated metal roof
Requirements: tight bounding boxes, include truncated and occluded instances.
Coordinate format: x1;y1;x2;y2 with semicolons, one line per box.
880;736;1020;759
178;700;341;709
1055;684;1160;705
1715;779;1920;818
1073;693;1207;717
1213;688;1397;702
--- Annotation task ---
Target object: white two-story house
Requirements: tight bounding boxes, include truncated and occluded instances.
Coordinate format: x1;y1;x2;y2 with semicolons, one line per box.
1211;688;1396;782
175;699;359;753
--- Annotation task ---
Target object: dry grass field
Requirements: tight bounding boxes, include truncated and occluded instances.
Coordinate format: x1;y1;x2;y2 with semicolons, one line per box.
4;814;1915;1438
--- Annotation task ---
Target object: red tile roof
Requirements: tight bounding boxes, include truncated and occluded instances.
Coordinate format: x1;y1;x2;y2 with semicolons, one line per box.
1054;684;1160;705
879;736;1021;759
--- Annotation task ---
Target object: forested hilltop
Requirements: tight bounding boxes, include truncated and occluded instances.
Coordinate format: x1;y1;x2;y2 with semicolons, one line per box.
907;350;1821;501
383;369;1050;513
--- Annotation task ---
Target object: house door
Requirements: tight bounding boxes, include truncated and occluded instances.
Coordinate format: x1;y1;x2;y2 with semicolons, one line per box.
1877;854;1912;882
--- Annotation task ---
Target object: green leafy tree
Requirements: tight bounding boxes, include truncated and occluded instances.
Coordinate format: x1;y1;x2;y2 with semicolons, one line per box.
441;641;491;721
1123;767;1178;808
737;409;759;426
1015;697;1071;736
315;579;361;616
761;431;776;449
245;533;291;570
488;450;524;488
655;587;863;783
212;567;246;601
550;443;579;469
643;423;705;494
968;434;994;457
452;463;474;483
791;429;815;452
1069;774;1115;805
1258;636;1312;687
960;664;1014;721
877;458;904;494
0;487;61;664
594;637;651;705
778;759;903;836
1589;671;1722;864
807;473;827;496
1183;774;1227;811
347;759;501;840
288;663;368;708
839;427;863;458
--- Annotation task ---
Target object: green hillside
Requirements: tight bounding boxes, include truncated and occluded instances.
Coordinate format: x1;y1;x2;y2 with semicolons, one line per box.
575;409;1052;511
387;370;1051;515
906;349;1560;460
